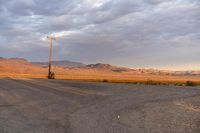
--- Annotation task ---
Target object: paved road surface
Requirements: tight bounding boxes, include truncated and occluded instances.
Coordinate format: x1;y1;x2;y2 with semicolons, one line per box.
0;78;200;133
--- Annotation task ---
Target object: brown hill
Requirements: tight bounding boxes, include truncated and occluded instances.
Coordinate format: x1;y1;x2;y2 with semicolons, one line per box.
84;63;131;72
33;60;85;67
0;57;46;74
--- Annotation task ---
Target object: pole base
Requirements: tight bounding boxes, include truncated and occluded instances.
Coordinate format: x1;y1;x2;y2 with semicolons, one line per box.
48;72;55;79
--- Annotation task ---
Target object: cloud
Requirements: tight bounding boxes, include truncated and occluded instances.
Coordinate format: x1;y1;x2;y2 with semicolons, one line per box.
0;0;199;70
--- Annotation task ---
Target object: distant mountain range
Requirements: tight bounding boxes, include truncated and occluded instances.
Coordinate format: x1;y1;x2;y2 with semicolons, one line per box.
85;63;132;72
32;60;85;67
0;57;200;76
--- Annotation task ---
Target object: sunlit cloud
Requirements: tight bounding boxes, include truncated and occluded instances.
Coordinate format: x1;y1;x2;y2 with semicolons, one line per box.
41;30;80;41
53;30;80;38
86;0;110;7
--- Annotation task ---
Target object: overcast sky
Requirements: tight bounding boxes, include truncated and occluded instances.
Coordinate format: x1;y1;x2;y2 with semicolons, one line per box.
0;0;199;70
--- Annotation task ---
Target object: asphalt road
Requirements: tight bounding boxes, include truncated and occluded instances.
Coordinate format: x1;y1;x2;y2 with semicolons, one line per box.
0;78;200;133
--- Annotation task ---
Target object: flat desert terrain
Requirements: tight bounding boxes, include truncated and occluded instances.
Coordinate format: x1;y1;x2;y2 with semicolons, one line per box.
0;58;200;85
0;78;200;133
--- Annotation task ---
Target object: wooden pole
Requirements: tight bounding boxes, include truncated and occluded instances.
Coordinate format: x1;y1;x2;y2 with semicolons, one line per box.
48;35;53;79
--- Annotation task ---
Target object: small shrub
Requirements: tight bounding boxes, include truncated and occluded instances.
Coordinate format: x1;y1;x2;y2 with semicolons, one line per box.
175;83;182;86
102;79;108;82
146;79;158;85
185;81;195;86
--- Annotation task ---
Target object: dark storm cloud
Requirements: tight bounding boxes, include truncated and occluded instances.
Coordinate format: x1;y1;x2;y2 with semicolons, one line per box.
0;0;200;70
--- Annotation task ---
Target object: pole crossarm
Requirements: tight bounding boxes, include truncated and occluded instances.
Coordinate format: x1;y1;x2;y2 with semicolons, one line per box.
47;36;57;40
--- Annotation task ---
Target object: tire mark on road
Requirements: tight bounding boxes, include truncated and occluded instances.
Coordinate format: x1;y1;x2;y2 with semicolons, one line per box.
0;78;81;114
28;79;108;96
8;78;88;101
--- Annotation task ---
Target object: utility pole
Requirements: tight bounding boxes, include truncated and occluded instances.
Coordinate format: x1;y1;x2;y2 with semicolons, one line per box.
47;34;56;79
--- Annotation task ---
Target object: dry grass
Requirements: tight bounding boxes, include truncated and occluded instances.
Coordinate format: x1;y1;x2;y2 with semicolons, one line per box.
55;74;200;85
0;59;199;86
1;72;200;86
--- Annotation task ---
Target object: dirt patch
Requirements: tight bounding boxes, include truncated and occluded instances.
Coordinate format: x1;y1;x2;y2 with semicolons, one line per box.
174;96;200;113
